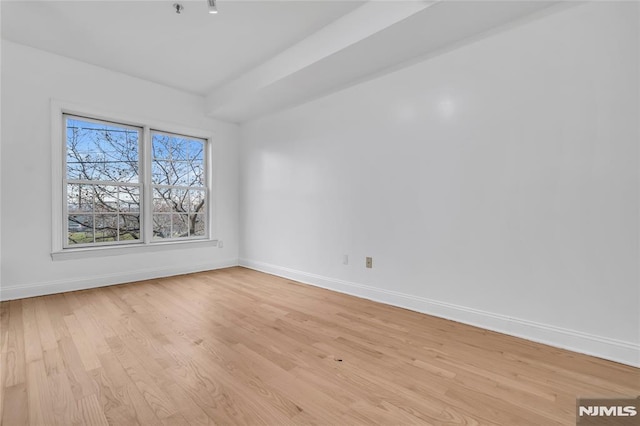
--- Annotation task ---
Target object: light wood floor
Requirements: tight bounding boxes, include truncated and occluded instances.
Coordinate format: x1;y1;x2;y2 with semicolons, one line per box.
1;267;638;425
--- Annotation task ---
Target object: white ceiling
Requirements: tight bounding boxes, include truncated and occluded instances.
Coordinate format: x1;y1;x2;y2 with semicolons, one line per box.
1;0;363;94
1;1;561;122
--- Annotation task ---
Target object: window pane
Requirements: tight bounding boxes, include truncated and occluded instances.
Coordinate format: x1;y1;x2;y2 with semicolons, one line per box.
151;160;171;185
152;159;191;186
173;161;192;186
172;214;188;238
188;140;204;161
153;214;171;239
118;186;140;212
153;188;172;212
167;189;187;213
68;215;94;245
152;135;171;160
153;188;187;212
94;214;118;242
188;140;205;187
119;214;140;241
67;184;94;213
94;185;118;213
191;214;205;237
66;117;139;182
189;159;205;187
171;138;188;161
188;190;206;213
152;133;205;187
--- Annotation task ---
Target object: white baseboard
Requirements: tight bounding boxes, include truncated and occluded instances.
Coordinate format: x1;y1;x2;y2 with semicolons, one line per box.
0;258;239;301
239;258;640;368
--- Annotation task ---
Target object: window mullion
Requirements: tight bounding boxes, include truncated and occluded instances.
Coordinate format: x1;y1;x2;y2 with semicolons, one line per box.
142;126;153;244
67;179;141;187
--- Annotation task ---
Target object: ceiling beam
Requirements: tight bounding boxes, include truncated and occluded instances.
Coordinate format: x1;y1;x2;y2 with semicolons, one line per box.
204;0;436;120
204;0;560;123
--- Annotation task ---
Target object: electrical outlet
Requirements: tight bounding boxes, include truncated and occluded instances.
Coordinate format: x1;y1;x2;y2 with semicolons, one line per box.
343;254;349;265
366;257;372;268
218;240;224;248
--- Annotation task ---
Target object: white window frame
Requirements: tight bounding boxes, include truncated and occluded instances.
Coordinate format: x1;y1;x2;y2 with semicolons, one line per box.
51;99;217;260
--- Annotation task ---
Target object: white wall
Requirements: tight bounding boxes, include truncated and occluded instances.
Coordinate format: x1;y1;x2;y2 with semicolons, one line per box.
0;40;240;299
240;2;639;366
0;4;3;291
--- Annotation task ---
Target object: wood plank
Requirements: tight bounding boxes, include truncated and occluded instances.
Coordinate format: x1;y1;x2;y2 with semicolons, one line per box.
97;351;162;425
41;293;73;342
22;298;43;364
1;383;28;426
106;335;179;420
57;336;99;400
72;303;111;356
34;298;58;352
77;393;109;426
26;359;56;425
43;347;66;380
48;371;82;425
163;382;215;426
1;301;26;390
63;314;102;371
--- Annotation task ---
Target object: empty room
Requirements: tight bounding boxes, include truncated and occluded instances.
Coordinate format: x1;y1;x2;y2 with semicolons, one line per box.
1;0;638;424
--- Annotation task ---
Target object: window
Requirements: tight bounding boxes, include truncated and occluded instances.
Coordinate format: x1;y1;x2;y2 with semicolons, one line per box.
66;116;142;246
151;131;207;240
62;114;211;250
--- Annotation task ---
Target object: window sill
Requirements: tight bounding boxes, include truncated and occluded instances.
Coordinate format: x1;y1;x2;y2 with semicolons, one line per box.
51;239;219;261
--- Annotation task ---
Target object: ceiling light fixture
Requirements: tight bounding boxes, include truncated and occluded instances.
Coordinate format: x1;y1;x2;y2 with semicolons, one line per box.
173;3;184;14
208;0;218;14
